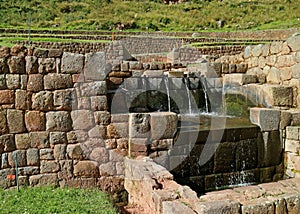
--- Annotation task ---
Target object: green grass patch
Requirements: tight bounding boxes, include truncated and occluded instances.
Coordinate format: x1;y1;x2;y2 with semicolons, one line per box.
0;186;117;214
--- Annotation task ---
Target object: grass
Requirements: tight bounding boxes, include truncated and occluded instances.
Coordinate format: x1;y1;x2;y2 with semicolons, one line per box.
0;0;300;32
0;186;117;214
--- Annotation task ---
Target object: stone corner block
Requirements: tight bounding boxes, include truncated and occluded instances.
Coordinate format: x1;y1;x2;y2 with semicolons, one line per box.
150;112;178;140
250;107;280;131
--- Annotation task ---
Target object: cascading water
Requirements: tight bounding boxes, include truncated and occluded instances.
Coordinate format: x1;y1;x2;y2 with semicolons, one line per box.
163;76;171;112
200;77;209;114
183;77;192;115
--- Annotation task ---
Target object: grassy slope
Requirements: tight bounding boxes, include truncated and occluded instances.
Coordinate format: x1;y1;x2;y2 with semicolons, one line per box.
0;186;117;214
0;0;300;32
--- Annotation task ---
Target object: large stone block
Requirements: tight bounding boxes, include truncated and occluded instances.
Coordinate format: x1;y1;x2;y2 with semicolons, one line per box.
53;89;76;110
224;74;257;87
89;147;109;164
29;174;58;187
90;96;108;111
25;56;38;74
150;112;177;140
0;134;15;152
15;133;30;150
26;148;39;166
6;74;20;89
291;63;300;79
49;132;67;146
287;33;300;52
250;108;280;131
67;144;85;160
29;131;49;148
15;90;32;110
25;111;46;131
129;113;150;138
7;109;25;133
263;86;293;107
71;110;94;130
38;58;56;74
61;52;84;74
44;73;73;90
46;111;72;132
8;56;25;74
94;111;110;125
27;74;43;92
74;160;99;177
266;67;281;84
40;160;60;173
0;90;14;104
8;150;27;167
79;81;107;96
53;144;66;160
84;52;107;81
32;91;53;111
40;148;54;160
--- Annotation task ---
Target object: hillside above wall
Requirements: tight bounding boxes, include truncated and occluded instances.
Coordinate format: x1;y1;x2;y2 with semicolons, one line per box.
1;0;300;31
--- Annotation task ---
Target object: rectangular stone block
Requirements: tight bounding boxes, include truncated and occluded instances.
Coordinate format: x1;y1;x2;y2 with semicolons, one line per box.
25;111;46;132
38;58;56;73
53;144;66;160
46;111;72;132
150;112;177;140
40;148;54;160
0;134;15;152
32;91;53;111
250;108;280;131
30;131;49;149
44;73;73;90
53;89;76;111
8;56;25;74
129;113;150;138
61;52;84;74
84;52;106;81
7;109;25;133
6;74;20;90
79;81;107;96
26;148;39;166
15;90;32;110
90;96;108;111
71;110;95;130
27;74;43;92
0;90;14;104
224;74;257;87
286;126;300;140
29;174;58;187
49;132;67;146
15;133;30;150
263;85;293;107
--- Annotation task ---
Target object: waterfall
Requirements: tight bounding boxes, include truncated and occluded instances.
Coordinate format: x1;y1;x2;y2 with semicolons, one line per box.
164;76;171;112
201;78;209;114
184;77;192;115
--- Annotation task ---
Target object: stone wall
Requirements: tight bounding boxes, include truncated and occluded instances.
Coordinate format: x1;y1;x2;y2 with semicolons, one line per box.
0;45;127;202
125;156;300;214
